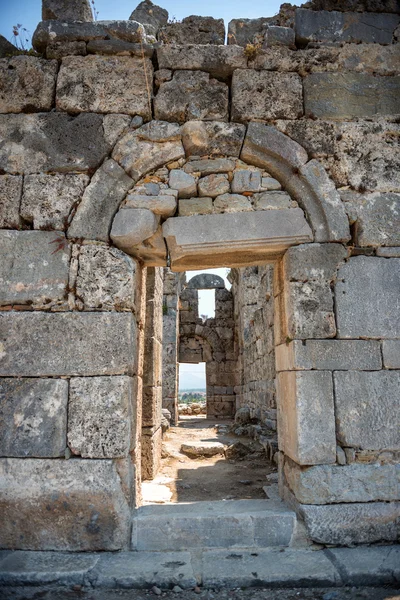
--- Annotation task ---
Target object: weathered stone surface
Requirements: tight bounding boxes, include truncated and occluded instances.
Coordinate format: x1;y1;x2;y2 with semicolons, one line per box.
76;244;136;311
284;458;399;504
0;379;68;458
0;231;70;306
276;339;382;372
377;247;400;257
232;70;303;122
102;114;132;146
181;441;225;457
179;197;213;216
253;191;292;210
214;193;252;213
0;35;19;58
157;45;247;79
57;55;153;118
160;16;225;45
340;192;400;247
0;458;131;550
0;56;57;113
334;370;400;450
198;174;230;198
295;8;400;46
265;26;295;48
181;121;245;158
275;120;336;158
112;121;184;181
111;208;158;254
42;0;93;21
22;173;89;231
261;177;281;191
232;170;261;194
125;194;177;217
285;280;336;339
336;256;400;339
129;0;168;36
125;226;167;267
184;158;236;175
142;386;162;428
142;426;162;480
68;159;133;242
0;113;112;175
228;17;274;46
0;312;136;376
168;170;196;199
46;40;87;59
0;174;22;229
283;243;348;282
86;38;154;57
304;73;400;120
187;274;225;289
154;71;228;124
382;340;400;369
327;545;400;587
304;0;400;11
68;376;134;458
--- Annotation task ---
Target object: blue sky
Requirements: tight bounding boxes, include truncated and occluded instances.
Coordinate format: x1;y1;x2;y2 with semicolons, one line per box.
0;0;302;47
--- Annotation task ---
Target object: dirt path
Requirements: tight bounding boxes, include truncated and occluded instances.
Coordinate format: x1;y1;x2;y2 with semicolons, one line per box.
143;416;277;504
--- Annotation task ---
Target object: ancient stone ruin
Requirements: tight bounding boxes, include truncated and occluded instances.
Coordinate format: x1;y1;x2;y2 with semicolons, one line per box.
0;0;399;560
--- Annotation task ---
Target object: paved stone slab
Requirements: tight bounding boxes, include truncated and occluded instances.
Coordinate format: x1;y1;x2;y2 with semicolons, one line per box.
0;378;68;458
336;256;400;339
276;340;382;371
326;545;400;586
334;370;400;450
0;231;70;306
0;458;131;550
0;174;22;229
42;0;93;21
0;56;57;113
382;340;400;369
0;312;136;376
202;548;339;588
157;44;247;79
181;121;245;158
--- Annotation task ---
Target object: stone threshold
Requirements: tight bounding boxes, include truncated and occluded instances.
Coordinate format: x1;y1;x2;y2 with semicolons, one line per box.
0;545;399;590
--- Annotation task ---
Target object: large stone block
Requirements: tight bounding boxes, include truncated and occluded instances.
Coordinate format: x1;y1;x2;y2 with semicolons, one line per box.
0;56;57;113
111;208;159;255
76;244;136;311
283;243;348;282
0;113;113;175
232;70;303;122
0;231;70;306
0;175;22;229
142;386;162;428
228;17;274;46
181;121;245;157
334;370;400;450
0;378;68;458
159;16;225;45
382;340;400;369
277;370;336;465
57;55;153;118
68;376;134;458
42;0;93;21
141;426;162;480
276;339;382;372
336;256;400;339
295;8;399;46
0;312;136;376
157;45;247;79
304;73;400;120
0;458;131;550
21;173;89;231
285;280;336;339
284;458;399;504
68;159;133;242
129;0;168;36
154;71;229;124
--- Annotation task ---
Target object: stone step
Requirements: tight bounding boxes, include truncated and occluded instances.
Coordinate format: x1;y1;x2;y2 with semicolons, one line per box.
132;499;297;551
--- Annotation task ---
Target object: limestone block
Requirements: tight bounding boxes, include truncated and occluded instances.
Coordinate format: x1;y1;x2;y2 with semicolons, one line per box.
187;274;225;289
86;38;154;57
232;170;261;194
142;426;162;480
42;0;93;21
0;231;70;306
22;173;89;231
0;35;18;58
276;340;382;372
46;40;87;59
157;45;247;79
76;245;136;311
68;160;133;242
129;0;168;36
0;379;68;458
261;177;281;191
335;43;400;77
142;386;162;428
0;113;112;175
303;0;399;12
125;194;176;218
277;371;336;465
284;458;399;504
163;209;312;271
68;376;134;458
179;198;213;216
340;192;400;247
207;401;235;418
253;191;292;210
283;243;348;282
304;73;400;120
213;193;252;214
125;226;167;266
336;257;400;339
181;121;245;158
295;8;399;46
228;17;273;46
274;120;336;158
154;71;229;124
198;174;230;198
111;208;158;255
184;158;236;176
0;312;136;376
377;247;400;258
232;70;303;122
112;121;184;182
334;370;400;451
168;170;196;199
0;458;131;550
143;337;163;388
57;55;153;118
264;26;295;48
0;56;57;113
382;340;400;369
102;114;132;146
159;16;225;45
285;280;336;339
0;175;22;229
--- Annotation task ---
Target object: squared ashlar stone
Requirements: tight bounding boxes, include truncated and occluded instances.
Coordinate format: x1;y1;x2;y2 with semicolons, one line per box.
277;370;336;465
283;243;348;283
284;280;336;340
142;385;162;429
141;426;162;480
382;340;400;369
231;170;261;194
179;198;213;216
0;230;70;306
68;376;135;459
0;378;68;458
0;174;22;229
0;56;58;113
